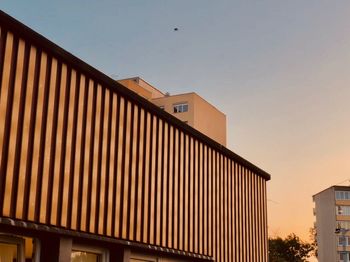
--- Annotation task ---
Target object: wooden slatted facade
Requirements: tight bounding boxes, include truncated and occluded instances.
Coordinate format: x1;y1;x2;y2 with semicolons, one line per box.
0;11;270;262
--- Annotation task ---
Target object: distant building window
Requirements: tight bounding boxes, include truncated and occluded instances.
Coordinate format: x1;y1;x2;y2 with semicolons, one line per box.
336;191;350;200
339;251;350;262
173;103;188;113
159;106;165;110
339;236;350;246
339;221;350;230
337;206;350;216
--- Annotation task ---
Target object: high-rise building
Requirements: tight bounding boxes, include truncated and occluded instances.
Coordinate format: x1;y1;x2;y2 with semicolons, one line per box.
118;77;227;146
313;186;350;262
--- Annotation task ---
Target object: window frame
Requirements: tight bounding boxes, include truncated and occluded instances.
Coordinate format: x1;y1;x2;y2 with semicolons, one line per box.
173;103;188;113
336;191;350;200
339;251;350;262
338;236;350;246
0;234;25;262
337;206;350;216
71;243;109;262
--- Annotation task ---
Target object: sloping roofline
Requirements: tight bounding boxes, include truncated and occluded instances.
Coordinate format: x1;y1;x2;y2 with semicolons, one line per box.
0;10;270;181
312;185;350;197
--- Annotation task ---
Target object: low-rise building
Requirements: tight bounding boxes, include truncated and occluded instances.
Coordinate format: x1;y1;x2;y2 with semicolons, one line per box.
0;10;270;262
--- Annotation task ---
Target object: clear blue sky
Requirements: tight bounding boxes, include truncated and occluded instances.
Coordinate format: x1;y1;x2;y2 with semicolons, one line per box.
2;1;350;240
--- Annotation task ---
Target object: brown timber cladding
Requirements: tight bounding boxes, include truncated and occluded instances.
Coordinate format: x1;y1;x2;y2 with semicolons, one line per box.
0;11;270;262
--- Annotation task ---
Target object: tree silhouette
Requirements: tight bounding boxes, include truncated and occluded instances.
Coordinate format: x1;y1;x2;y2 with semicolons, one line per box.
269;233;315;262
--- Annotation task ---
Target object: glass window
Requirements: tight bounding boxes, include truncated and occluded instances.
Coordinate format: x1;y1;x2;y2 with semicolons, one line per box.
71;245;109;262
336;191;350;200
173;103;188;113
338;236;350;246
0;235;39;262
339;221;350;230
71;251;99;262
0;242;18;262
337;206;350;215
339;252;350;262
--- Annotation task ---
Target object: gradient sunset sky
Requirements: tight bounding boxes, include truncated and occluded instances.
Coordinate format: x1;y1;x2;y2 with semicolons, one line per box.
2;1;350;241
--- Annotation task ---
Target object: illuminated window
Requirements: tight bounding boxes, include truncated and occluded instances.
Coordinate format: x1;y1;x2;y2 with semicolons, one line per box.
71;244;109;262
173;103;188;113
0;234;39;262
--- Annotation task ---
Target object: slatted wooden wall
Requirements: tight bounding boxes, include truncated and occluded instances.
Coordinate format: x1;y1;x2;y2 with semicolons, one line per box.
0;11;269;262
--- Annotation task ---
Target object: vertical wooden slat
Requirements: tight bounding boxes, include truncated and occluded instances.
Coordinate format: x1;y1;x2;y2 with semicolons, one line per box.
173;128;179;250
89;83;103;233
3;37;23;217
198;141;203;255
72;74;86;230
183;134;189;252
193;139;198;254
208;148;212;257
149;115;157;244
142;111;151;243
111;94;121;237
167;124;174;248
91;84;104;233
50;63;67;225
28;51;47;221
203;144;208;255
0;32;13;191
98;88;110;234
238;163;242;262
59;67;75;228
161;122;168;247
12;40;30;219
0;27;8;96
135;107;144;241
178;131;184;250
224;157;228;262
128;103;138;240
106;93;117;236
80;78;94;231
115;96;125;237
121;101;132;239
221;156;224;262
155;118;162;246
66;70;80;229
34;51;52;223
228;159;232;262
22;46;40;220
189;137;194;253
0;34;19;216
45;60;62;224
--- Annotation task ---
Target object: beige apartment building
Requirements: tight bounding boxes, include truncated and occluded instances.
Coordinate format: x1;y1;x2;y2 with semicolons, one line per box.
118;77;227;146
313;186;350;262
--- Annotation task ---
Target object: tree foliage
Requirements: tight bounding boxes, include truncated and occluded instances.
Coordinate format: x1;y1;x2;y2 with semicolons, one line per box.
269;233;315;262
309;227;318;258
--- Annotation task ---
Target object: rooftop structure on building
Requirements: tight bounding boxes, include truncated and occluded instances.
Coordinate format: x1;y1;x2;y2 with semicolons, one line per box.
118;77;227;146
